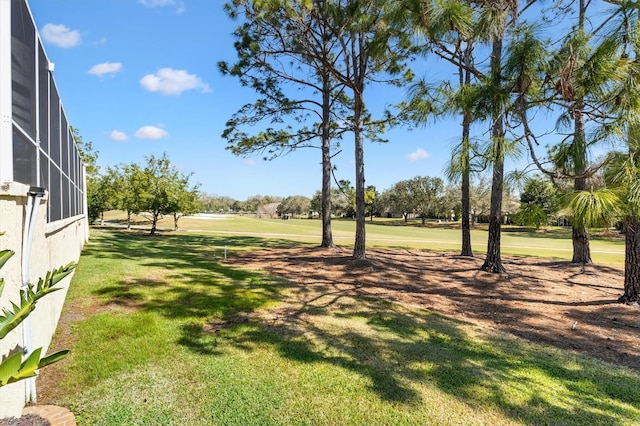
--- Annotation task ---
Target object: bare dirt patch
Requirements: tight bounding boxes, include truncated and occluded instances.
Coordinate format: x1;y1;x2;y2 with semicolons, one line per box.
232;246;640;370
36;298;129;404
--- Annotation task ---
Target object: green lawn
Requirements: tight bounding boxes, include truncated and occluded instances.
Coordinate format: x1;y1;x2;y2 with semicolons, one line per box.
103;212;625;266
41;225;640;425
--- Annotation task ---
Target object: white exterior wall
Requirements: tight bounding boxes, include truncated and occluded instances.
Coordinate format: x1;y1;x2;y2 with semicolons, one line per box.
0;0;88;416
0;182;87;418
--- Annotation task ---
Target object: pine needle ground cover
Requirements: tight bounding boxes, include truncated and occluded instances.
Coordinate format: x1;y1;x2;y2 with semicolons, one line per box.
38;228;639;425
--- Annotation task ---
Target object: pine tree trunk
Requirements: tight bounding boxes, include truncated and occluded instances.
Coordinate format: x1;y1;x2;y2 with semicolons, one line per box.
482;155;506;273
461;169;473;257
483;213;505;272
320;71;334;248
481;36;506;273
621;217;640;303
460;41;473;257
353;90;366;260
571;173;592;264
570;5;592;265
571;102;591;264
571;225;592;264
460;111;473;257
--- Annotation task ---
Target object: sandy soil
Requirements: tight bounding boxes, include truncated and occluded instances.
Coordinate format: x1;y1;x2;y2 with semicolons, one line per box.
232;246;640;371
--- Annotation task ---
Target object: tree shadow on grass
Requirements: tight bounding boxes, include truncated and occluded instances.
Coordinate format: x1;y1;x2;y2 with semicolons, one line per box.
219;290;640;425
79;231;640;425
84;230;293;357
232;247;640;370
86;230;303;260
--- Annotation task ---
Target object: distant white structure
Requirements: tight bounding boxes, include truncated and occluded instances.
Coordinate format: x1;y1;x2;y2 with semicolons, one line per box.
0;0;88;417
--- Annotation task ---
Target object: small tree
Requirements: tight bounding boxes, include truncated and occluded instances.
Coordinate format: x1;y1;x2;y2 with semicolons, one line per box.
86;174;112;224
512;175;561;229
167;182;202;230
310;190;323;215
137;153;199;235
333;180;355;217
512;204;547;229
409;176;444;225
113;164;149;230
257;203;280;219
382;180;414;222
278;195;311;218
469;178;492;224
364;185;379;221
73;128;106;224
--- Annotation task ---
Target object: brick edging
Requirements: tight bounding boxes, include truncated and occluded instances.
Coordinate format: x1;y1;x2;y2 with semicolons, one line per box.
22;405;76;426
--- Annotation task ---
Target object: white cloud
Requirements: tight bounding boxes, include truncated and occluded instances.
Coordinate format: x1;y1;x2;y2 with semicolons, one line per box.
135;126;168;140
88;62;123;77
405;148;431;162
139;0;184;12
41;24;81;48
242;159;256;166
109;130;128;141
139;0;175;6
140;68;210;95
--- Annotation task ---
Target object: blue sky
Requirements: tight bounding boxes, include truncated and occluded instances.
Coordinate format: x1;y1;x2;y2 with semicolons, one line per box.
29;0;498;201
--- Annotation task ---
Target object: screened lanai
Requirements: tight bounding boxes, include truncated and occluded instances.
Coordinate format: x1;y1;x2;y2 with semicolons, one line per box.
1;0;85;223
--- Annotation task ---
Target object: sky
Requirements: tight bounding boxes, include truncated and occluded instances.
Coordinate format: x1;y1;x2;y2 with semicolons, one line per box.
28;0;509;201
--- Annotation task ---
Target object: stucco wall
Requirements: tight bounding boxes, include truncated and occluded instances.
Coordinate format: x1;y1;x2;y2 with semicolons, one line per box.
0;182;87;418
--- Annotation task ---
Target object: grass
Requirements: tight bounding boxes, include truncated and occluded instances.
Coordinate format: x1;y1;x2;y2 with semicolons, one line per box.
43;227;640;426
101;211;626;267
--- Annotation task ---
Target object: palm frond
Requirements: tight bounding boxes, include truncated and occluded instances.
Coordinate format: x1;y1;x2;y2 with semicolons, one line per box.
0;263;76;340
0;250;13;271
568;189;621;227
0;347;70;386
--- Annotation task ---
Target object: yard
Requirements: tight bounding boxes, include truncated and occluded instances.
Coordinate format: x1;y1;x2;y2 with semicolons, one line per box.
37;217;640;425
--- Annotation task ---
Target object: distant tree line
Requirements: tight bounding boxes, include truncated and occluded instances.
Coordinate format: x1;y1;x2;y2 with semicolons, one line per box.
199;172;611;230
200;174;520;224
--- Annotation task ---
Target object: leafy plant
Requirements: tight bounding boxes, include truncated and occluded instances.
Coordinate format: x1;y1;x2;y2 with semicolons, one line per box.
0;243;74;387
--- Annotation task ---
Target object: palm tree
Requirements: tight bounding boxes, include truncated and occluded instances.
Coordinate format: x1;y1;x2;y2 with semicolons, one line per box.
605;145;640;302
551;0;596;264
520;0;624;264
448;87;477;256
410;0;481;257
562;0;640;301
413;0;523;270
597;0;640;302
